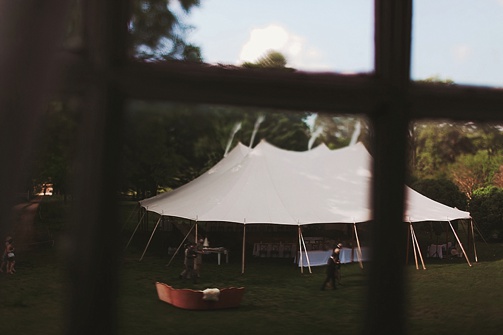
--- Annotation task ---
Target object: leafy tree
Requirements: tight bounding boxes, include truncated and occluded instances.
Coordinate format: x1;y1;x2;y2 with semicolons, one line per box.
31;100;79;200
129;0;202;61
232;109;310;151
242;50;289;69
449;151;503;199
411;121;477;179
122;102;226;197
410;178;467;210
468;123;503;156
469;186;503;241
311;114;369;149
121;102;311;197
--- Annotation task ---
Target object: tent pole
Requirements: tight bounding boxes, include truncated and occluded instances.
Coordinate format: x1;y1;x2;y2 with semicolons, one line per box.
297;226;303;273
409;223;418;269
413;225;426;270
124;210;146;251
445;221;449;249
350;223;355;262
241;222;246;274
410;223;426;270
472;219;488;244
166;223;195;267
120;204;139;232
448;221;472;267
470;220;478;262
140;217;162;261
353;223;363;269
405;221;411;265
299;227;312;274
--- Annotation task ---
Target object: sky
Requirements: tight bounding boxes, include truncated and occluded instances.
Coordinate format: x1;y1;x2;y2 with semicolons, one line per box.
182;0;503;88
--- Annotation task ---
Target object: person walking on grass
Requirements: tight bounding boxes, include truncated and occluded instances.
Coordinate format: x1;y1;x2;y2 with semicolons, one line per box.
335;243;343;285
321;247;340;290
179;242;197;281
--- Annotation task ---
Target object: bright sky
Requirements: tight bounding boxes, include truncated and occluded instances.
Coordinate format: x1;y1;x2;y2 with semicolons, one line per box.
184;0;503;88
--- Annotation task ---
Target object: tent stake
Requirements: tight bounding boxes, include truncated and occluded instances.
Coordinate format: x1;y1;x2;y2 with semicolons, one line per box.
448;221;472;267
140;217;162;261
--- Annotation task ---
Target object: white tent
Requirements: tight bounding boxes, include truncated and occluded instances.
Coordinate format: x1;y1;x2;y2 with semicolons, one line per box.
137;140;474;270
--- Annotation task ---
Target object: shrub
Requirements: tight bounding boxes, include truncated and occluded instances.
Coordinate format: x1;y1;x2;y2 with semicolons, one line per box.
469;186;503;241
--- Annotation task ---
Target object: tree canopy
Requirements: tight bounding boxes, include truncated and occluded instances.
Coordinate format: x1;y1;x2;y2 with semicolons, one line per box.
129;0;202;61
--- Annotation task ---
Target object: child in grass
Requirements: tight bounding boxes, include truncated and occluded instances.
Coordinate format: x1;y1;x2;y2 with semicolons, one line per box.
1;236;15;274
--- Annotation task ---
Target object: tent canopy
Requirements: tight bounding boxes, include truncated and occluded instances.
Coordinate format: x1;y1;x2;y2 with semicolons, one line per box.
140;140;471;225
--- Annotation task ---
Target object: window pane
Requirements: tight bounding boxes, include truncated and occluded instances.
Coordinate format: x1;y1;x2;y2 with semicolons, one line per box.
407;118;503;333
119;101;368;333
130;0;374;73
412;0;503;87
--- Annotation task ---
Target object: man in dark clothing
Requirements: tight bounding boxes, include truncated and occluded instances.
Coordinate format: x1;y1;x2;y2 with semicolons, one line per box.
321;247;340;290
179;242;198;281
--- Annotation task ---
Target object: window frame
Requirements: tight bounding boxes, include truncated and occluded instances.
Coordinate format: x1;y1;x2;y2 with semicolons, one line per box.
2;1;503;334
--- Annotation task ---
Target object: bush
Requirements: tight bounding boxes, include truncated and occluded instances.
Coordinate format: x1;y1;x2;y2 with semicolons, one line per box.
469;186;503;241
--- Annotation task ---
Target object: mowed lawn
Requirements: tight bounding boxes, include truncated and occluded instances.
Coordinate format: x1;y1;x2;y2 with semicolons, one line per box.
1;240;502;335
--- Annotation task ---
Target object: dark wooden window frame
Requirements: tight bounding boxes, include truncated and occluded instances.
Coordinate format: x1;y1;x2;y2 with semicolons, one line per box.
2;1;503;334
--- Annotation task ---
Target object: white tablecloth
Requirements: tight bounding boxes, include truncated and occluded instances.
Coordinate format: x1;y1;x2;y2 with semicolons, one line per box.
427;242;452;259
296;247;370;267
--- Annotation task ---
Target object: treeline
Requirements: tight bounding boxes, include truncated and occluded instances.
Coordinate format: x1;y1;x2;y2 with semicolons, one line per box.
30;103;503;241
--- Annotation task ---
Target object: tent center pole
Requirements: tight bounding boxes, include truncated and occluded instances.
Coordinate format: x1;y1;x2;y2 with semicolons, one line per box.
242;221;246;274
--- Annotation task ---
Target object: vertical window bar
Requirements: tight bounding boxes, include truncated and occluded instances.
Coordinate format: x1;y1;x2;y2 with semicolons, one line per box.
64;1;129;334
364;1;413;334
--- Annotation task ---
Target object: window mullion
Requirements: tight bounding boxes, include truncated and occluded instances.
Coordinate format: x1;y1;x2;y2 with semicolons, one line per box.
365;1;413;334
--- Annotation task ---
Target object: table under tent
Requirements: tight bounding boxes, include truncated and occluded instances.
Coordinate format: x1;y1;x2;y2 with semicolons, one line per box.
129;140;475;273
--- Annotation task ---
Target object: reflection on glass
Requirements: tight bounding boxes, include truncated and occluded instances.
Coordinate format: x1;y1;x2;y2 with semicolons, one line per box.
129;0;374;73
412;0;503;88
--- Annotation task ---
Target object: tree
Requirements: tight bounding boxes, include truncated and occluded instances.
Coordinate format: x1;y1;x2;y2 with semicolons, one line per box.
31;100;79;200
469;186;503;241
232;109;310;151
310;114;369;149
411;121;477;179
449;151;503;199
121;102;311;198
129;0;202;61
242;50;289;69
410;178;467;210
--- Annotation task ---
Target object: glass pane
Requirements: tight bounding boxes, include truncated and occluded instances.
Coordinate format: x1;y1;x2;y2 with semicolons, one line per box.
130;0;374;73
118;101;368;333
412;0;503;87
406;118;503;334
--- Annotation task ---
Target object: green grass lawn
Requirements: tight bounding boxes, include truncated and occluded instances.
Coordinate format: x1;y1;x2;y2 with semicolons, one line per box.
1;241;503;335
